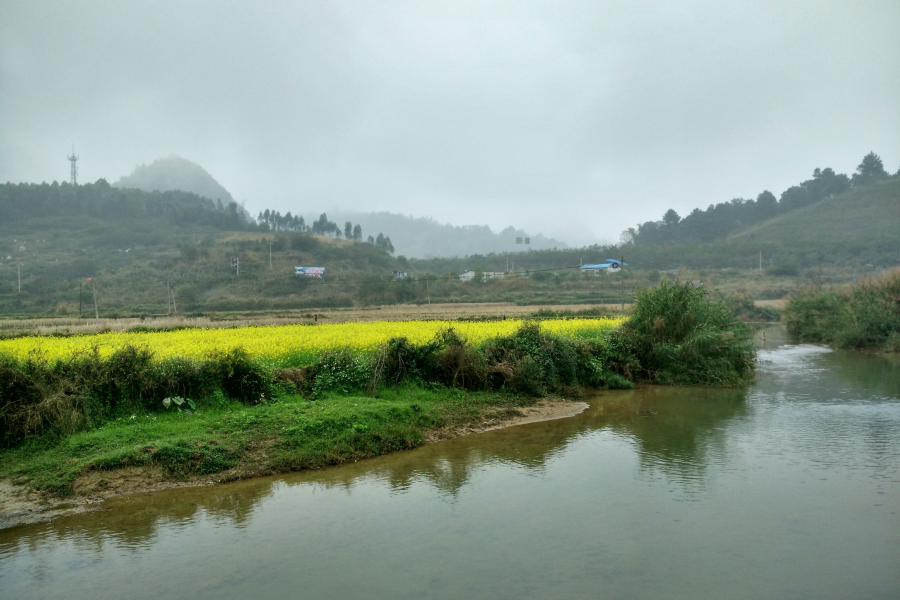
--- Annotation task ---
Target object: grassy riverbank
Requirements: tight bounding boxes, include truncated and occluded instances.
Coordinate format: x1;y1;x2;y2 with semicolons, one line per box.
0;280;755;500
0;384;557;496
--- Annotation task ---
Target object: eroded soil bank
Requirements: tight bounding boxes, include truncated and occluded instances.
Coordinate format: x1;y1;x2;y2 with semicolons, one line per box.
0;398;586;529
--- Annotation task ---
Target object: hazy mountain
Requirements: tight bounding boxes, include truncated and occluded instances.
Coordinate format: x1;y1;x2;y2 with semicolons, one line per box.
322;210;567;258
115;155;236;204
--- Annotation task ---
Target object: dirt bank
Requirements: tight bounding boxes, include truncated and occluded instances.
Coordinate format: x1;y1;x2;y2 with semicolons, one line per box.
0;397;587;529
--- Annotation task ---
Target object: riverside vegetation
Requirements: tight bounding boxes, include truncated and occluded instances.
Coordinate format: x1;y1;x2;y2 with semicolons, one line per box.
0;281;755;496
786;269;900;352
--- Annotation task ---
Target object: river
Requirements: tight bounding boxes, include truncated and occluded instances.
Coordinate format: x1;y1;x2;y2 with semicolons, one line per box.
1;327;898;599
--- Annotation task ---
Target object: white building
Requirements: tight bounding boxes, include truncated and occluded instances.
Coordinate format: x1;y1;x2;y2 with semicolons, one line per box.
459;270;506;281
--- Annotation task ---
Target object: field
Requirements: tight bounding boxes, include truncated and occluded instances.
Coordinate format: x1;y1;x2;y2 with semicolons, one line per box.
0;316;625;366
0;302;626;337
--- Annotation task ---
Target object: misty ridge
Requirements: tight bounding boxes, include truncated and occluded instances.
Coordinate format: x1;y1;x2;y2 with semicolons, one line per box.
3;151;896;260
107;156;566;258
108;151;900;255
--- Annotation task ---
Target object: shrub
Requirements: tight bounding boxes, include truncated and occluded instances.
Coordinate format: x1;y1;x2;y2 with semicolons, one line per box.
382;336;442;384
307;349;371;397
202;348;274;405
435;329;487;390
620;280;755;385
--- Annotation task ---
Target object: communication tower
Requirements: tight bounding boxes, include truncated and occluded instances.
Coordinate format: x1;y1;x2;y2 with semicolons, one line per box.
67;146;79;185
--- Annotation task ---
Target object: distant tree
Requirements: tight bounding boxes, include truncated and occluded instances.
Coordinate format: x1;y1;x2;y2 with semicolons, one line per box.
344;221;353;239
473;268;485;284
852;152;888;186
367;235;375;244
383;236;395;254
808;167;849;200
352;223;362;241
312;213;338;236
755;190;777;221
662;209;681;227
375;232;385;249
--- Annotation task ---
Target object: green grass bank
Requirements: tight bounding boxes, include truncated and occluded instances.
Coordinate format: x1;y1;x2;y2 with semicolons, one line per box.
0;385;554;496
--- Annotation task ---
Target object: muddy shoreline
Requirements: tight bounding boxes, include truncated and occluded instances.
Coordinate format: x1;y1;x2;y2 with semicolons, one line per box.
0;398;588;529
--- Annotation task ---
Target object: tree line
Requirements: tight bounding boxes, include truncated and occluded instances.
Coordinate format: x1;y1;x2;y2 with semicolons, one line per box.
624;152;898;245
256;210;394;253
0;179;249;230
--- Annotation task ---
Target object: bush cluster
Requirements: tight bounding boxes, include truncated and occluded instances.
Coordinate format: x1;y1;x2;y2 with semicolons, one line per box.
785;269;900;351
306;323;635;399
0;347;272;447
617;280;755;385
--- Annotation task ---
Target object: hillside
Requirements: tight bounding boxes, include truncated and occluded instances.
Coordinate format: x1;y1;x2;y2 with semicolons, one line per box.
114;156;236;206
732;177;900;242
626;152;897;246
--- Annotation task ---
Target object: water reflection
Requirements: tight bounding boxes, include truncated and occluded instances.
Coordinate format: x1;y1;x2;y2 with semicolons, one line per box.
1;386;752;554
597;387;747;486
828;351;900;397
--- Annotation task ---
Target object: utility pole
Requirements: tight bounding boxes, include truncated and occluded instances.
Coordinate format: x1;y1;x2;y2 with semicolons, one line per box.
759;251;762;271
92;280;99;324
269;243;273;269
79;281;83;317
621;257;625;311
167;281;172;314
425;276;430;305
17;263;21;293
171;286;177;315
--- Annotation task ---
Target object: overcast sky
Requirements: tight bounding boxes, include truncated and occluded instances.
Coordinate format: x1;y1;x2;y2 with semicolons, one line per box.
2;0;898;245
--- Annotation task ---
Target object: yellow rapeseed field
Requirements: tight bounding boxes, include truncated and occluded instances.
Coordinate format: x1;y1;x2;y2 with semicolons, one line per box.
0;318;625;365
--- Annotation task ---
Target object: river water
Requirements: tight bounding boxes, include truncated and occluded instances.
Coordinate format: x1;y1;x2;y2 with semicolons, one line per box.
1;328;898;599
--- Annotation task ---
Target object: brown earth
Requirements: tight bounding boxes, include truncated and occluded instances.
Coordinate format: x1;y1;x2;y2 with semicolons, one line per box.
0;302;626;337
753;299;787;310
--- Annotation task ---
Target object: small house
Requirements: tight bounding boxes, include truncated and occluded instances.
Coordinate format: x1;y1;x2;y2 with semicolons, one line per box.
580;259;628;275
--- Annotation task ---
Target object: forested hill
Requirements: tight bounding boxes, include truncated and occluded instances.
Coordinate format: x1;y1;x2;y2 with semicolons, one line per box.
625;152;899;246
0;180;250;241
